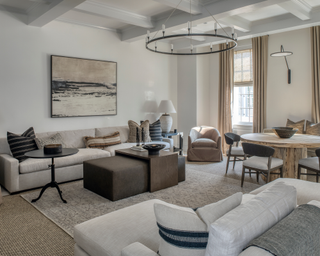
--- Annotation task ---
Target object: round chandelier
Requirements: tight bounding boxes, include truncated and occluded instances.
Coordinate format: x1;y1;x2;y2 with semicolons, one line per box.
145;0;238;56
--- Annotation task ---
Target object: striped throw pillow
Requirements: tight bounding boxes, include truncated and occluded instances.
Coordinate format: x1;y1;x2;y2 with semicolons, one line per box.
7;127;38;162
149;120;162;141
84;131;121;149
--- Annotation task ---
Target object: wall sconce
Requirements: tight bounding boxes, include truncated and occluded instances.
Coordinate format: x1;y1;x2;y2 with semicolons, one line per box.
270;45;293;84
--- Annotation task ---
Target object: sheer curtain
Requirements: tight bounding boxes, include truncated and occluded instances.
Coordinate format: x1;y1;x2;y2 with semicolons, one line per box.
218;43;234;153
311;26;320;123
252;35;268;133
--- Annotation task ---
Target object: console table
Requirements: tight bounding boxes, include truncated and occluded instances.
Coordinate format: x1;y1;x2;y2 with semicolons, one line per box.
162;131;183;155
25;148;78;203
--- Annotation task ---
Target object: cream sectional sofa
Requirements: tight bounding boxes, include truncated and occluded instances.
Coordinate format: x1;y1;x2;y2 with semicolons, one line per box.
74;178;320;256
0;126;172;193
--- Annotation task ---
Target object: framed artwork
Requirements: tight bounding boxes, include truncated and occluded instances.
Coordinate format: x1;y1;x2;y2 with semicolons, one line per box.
51;55;117;117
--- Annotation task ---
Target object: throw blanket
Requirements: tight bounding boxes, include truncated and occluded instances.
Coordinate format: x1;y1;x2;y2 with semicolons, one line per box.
245;204;320;256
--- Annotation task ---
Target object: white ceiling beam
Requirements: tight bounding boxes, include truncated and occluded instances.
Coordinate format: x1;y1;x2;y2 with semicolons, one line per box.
278;0;311;20
121;0;289;42
153;0;202;15
75;1;154;28
28;0;86;27
219;16;251;32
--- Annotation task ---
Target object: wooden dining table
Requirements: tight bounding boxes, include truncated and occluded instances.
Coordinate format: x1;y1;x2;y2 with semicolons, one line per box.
240;133;320;181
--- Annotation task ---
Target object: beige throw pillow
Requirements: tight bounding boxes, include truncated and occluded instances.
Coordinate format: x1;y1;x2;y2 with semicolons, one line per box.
127;120;151;143
83;131;121;149
35;133;66;149
305;120;320;136
286;119;305;134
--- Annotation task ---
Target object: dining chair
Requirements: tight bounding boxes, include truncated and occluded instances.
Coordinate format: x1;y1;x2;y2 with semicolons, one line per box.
224;133;245;174
241;142;283;187
298;148;320;183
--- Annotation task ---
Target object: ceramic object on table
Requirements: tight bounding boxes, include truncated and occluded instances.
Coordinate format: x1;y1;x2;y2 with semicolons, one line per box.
272;127;298;138
142;144;166;155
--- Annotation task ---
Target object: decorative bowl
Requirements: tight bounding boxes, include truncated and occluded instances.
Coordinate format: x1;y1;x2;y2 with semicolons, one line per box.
44;144;62;154
272;127;298;139
142;144;166;155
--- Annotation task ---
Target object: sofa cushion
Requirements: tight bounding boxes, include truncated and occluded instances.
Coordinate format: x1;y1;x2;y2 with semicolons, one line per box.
35;133;66;149
84;132;121;149
196;192;242;230
205;182;297;256
36;128;95;148
192;139;217;148
74;199;164;256
103;142;170;156
7;127;38;162
243;156;283;171
226;147;244;156
154;201;208;256
286;119;305;134
149;120;162;141
249;178;320;205
95;126;129;143
306;120;320;135
299;157;320;170
127;120;151;143
20;148;110;174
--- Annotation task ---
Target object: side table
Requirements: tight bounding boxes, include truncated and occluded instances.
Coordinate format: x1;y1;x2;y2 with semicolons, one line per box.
25;148;78;203
162;131;183;155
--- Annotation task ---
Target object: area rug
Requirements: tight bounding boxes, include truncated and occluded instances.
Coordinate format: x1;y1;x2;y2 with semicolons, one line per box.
21;160;261;237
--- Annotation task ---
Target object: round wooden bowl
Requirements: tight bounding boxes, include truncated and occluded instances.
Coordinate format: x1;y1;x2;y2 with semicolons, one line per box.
142;144;166;155
44;144;62;154
272;127;298;139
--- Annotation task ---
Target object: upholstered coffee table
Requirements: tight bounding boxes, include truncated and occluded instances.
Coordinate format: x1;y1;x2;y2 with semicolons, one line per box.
115;149;178;192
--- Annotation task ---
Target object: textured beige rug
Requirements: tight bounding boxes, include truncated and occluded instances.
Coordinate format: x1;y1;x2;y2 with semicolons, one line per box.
21;159;263;237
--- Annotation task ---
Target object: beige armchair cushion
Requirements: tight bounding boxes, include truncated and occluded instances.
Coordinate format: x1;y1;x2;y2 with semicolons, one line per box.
192;138;217;148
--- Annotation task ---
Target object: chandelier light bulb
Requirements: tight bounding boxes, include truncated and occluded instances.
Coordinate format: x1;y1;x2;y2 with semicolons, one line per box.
232;27;234;34
162;24;165;31
147;30;150;38
234;33;238;40
210;42;213;50
171;44;173;50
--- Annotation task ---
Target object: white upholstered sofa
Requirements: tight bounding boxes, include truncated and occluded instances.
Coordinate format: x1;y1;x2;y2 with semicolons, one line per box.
0;126;172;193
74;178;320;256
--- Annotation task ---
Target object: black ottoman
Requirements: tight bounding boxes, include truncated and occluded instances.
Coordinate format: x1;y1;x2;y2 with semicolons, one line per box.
83;156;149;201
178;155;186;182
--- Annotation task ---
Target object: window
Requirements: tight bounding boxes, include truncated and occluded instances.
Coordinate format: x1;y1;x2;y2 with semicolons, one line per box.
233;49;253;125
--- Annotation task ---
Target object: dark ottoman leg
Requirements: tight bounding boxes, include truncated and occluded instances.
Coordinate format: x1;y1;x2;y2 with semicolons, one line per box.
178;155;186;182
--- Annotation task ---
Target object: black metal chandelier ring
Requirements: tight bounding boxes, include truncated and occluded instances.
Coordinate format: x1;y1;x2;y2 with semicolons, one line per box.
146;33;238;55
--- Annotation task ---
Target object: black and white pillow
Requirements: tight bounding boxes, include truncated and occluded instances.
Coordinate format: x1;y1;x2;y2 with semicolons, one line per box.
149;120;162;141
7;127;38;162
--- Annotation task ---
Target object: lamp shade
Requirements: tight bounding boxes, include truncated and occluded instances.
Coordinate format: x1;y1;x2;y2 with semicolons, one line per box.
158;100;176;114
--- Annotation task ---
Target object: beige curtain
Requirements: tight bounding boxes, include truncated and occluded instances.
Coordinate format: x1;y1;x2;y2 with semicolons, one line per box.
252;36;268;133
218;43;234;153
311;26;320;123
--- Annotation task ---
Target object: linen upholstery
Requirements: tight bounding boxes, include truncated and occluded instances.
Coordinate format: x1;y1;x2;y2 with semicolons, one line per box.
308;200;320;208
226;147;244;155
243;156;283;170
20;148;110;174
35;132;66;149
286;119;305;134
311;26;320;123
121;242;158;256
7;127;38;162
127;120;151;143
305;120;320;135
299;157;320;170
187;126;223;162
83;132;121;149
252;36;268;133
205;182;296;256
74;199;164;256
239;247;273;256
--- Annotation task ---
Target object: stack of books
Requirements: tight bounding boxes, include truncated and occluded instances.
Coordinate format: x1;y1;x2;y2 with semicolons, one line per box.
130;146;146;152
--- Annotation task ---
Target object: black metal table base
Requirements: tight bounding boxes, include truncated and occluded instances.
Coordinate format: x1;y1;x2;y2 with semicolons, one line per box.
31;159;67;203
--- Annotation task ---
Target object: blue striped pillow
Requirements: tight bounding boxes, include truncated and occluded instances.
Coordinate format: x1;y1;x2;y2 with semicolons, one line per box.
149;120;162;141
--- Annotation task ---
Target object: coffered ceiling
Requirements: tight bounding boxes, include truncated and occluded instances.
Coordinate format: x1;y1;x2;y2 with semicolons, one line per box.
1;0;320;50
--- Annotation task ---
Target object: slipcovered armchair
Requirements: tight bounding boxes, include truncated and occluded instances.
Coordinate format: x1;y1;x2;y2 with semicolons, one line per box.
187;126;223;162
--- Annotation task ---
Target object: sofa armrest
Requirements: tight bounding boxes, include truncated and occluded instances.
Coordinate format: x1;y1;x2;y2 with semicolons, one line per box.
162;138;173;150
121;242;158;256
0;154;19;193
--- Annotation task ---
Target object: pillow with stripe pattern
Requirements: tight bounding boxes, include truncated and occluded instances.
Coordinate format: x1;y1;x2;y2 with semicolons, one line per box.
83;131;121;149
7;127;38;162
154;193;243;256
149;119;162;141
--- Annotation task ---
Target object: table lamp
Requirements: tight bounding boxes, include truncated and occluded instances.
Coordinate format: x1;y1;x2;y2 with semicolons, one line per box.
158;100;176;133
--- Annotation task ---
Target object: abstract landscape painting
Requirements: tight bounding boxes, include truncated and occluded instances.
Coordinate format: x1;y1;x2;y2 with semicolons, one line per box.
51;55;117;117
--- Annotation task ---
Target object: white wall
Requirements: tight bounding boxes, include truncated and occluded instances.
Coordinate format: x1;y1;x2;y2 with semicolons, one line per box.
189;28;313;133
0;11;177;137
